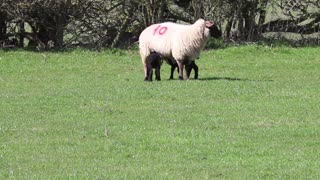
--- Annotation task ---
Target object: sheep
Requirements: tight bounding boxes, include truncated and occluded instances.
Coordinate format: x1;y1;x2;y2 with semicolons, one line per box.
139;18;221;80
145;52;162;81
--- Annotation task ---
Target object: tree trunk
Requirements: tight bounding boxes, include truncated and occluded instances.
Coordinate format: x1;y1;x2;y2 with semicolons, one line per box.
256;7;266;39
19;22;25;48
54;1;66;48
236;1;244;40
244;1;258;41
224;18;233;39
0;11;7;44
54;14;64;48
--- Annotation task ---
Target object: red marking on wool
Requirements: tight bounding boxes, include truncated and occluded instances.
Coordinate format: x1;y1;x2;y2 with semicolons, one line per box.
153;25;161;35
153;25;168;36
158;27;167;35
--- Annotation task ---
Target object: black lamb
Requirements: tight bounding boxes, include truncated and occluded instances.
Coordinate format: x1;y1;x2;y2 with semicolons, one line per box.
145;52;162;81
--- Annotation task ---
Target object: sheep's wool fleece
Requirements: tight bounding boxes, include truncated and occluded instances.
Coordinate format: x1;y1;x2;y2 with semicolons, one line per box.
139;19;211;64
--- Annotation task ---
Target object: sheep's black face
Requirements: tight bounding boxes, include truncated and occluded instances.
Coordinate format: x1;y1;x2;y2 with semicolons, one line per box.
206;21;222;38
209;25;222;38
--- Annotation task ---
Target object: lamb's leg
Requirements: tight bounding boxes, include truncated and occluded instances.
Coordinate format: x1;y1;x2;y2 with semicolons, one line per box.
170;64;176;79
146;65;153;81
149;71;153;81
147;71;153;81
155;67;161;81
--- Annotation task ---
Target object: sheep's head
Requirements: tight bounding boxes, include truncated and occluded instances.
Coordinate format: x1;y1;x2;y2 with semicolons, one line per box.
205;21;222;38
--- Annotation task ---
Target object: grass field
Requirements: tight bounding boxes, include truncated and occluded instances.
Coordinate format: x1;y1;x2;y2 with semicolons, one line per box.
1;45;320;179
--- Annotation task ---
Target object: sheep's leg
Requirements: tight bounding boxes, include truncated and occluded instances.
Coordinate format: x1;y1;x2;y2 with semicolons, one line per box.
193;62;199;79
155;67;161;81
177;61;184;80
143;63;148;81
185;64;192;79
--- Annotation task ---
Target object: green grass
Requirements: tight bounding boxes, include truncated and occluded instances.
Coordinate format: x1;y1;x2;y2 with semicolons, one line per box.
1;45;320;179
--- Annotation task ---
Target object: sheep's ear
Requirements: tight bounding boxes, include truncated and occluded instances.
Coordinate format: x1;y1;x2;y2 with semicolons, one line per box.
205;21;214;28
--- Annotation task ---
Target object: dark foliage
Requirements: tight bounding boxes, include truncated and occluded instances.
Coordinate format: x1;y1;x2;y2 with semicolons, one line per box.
0;0;319;50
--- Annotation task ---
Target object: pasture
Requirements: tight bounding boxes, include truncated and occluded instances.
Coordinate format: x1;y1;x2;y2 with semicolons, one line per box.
0;45;320;178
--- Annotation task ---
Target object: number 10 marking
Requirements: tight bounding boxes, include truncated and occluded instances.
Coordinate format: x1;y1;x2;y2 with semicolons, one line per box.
153;25;168;36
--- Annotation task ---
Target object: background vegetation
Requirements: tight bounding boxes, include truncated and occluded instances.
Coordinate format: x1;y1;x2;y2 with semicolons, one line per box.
1;0;319;49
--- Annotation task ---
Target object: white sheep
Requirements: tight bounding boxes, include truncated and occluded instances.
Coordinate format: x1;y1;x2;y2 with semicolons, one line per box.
139;18;221;80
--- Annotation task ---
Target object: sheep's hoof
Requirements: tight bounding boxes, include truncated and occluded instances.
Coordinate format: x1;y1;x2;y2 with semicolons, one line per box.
178;76;184;80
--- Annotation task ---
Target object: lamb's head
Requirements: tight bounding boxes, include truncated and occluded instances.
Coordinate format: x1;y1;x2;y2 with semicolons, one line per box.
205;21;222;38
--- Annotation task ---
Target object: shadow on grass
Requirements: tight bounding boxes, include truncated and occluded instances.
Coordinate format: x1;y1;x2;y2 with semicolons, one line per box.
198;77;273;82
